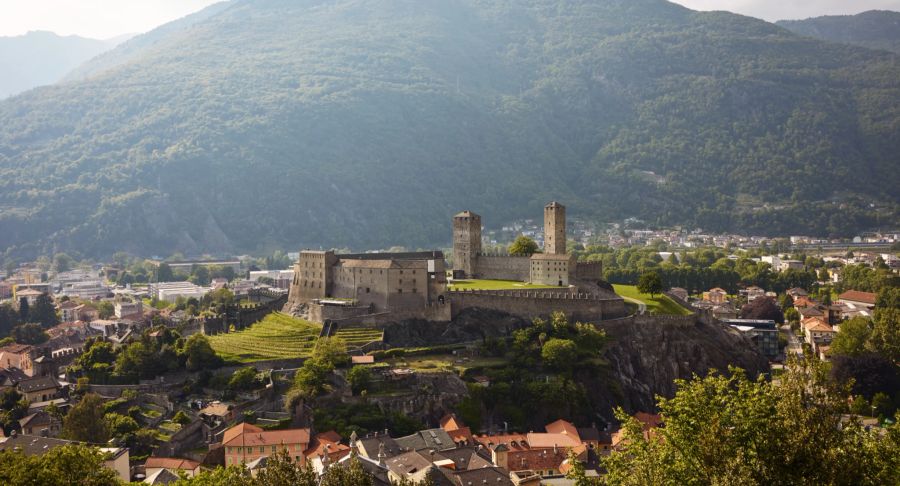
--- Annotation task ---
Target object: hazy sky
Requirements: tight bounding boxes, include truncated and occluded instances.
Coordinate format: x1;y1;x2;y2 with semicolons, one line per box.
1;0;900;39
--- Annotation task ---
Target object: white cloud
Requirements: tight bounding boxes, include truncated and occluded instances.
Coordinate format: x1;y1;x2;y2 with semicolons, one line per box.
0;0;222;39
671;0;900;21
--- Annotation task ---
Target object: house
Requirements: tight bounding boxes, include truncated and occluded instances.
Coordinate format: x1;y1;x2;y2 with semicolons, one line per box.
0;434;130;482
786;288;808;299
144;468;180;485
0;367;29;391
198;401;235;425
0;344;36;376
474;419;589;478
439;414;474;445
18;375;60;403
18;410;61;437
804;319;836;351
144;456;202;478
303;431;351;464
311;434;391;485
221;422;311;467
838;290;877;310
703;288;727;305
741;286;766;302
115;300;144;319
57;300;81;322
612;413;663;450
351;355;375;365
13;288;44;309
798;306;824;321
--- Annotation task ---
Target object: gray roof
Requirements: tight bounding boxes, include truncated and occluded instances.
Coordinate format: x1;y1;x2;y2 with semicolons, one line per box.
395;428;456;452
18;376;59;393
337;251;445;262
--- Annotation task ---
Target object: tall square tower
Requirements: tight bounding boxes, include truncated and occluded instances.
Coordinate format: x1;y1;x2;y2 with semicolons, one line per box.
453;211;481;277
544;201;566;255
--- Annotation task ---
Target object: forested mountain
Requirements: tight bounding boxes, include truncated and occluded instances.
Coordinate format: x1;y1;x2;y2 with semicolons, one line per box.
1;0;899;261
777;10;900;54
0;31;129;99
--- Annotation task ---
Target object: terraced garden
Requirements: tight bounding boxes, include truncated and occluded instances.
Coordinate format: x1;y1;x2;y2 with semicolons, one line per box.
333;327;384;350
209;312;322;362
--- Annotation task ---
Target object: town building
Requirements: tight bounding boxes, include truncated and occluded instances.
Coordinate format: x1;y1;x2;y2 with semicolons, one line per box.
149;281;210;302
0;434;130;482
722;319;780;360
221;422;311;466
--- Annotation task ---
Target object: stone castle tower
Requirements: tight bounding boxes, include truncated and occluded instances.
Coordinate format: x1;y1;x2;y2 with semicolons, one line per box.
453;211;481;277
544;201;566;255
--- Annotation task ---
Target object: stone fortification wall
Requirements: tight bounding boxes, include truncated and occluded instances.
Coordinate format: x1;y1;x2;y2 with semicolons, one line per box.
575;261;603;280
472;253;530;281
325;302;452;327
448;289;627;322
308;303;373;323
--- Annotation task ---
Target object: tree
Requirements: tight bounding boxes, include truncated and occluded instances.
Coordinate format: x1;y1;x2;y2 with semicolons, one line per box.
829;317;872;357
12;323;49;344
869;307;900;362
0;444;120;486
52;253;74;273
565;449;601;485
61;393;110;443
541;338;579;372
312;337;350;368
17;297;29;322
347;365;372;395
228;367;260;391
173;410;192;425
157;263;175;282
0;303;20;338
509;235;539;256
637;271;663;297
182;334;223;371
739;296;785;324
319;455;375;486
96;301;115;320
254;449;317;486
29;293;59;328
603;359;900;485
105;412;139;437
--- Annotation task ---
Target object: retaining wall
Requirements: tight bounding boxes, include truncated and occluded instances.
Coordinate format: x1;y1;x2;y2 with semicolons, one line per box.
448;289;627;322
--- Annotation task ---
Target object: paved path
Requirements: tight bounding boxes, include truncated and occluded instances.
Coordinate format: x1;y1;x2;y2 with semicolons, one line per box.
622;296;647;315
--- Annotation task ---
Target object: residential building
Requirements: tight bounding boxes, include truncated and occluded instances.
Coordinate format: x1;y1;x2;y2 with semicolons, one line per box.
18;376;60;403
18;411;61;437
144;457;201;478
222;422;311;466
149;282;210;303
722;319;780;360
115;300;144;318
0;434;130;482
838;290;877;310
702;288;728;304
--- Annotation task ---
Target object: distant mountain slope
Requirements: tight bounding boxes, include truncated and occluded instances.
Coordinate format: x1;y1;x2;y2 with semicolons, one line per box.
0;0;898;261
0;31;129;99
777;10;900;53
64;1;232;82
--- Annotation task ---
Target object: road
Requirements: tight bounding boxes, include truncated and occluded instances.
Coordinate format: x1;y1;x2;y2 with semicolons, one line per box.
781;324;803;358
622;296;647;315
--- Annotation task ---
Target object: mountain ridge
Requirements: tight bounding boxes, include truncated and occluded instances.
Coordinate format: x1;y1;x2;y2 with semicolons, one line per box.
0;0;898;261
776;10;900;54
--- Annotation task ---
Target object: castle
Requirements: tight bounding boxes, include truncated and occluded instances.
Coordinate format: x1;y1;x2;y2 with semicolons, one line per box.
452;201;602;285
286;202;625;324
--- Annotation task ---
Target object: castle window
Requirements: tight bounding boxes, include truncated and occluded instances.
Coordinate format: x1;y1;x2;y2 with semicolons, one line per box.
400;270;403;274
399;279;402;284
398;289;403;293
366;288;370;293
412;288;417;293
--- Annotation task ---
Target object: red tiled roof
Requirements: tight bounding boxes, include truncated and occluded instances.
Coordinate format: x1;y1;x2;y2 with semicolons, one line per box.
544;419;579;438
838;290;877;305
145;457;201;471
223;427;310;448
222;422;261;444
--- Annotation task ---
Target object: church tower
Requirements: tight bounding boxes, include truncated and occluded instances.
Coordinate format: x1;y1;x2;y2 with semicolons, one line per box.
544;202;566;255
453;211;481;277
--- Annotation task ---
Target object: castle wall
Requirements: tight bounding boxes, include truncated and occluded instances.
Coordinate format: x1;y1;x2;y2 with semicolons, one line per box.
472;254;530;281
453;212;481;277
448;289;627;323
575;261;603;281
288;251;337;307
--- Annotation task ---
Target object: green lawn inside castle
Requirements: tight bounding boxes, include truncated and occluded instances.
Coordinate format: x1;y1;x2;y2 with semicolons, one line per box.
447;279;563;291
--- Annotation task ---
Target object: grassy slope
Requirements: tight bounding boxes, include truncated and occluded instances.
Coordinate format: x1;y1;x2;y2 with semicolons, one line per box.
613;284;693;316
208;312;322;362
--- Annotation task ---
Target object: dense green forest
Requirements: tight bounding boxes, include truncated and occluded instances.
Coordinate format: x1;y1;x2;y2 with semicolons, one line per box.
777;10;900;54
1;0;899;261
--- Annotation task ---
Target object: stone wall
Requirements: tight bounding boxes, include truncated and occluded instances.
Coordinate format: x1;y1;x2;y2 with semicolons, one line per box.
448;289;627;322
472;254;530;281
575;261;603;281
